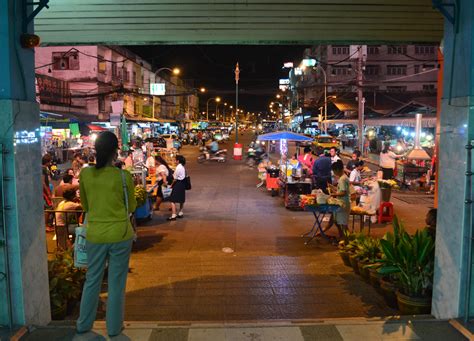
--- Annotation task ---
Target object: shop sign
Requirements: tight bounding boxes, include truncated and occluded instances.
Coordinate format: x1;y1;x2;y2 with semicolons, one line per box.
150;83;166;95
110;113;121;126
36;74;70;105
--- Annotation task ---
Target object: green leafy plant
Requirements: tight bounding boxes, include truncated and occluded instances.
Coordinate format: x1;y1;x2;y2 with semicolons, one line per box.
135;185;147;207
378;216;435;297
356;237;381;263
48;250;86;311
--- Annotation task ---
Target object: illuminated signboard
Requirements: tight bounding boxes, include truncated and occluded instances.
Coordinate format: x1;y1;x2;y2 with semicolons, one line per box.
150;83;166;95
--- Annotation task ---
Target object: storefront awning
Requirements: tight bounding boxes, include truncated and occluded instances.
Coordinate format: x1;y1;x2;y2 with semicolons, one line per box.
325;116;436;128
87;124;108;131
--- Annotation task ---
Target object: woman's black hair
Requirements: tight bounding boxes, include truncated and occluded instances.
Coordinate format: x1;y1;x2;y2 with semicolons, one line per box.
331;159;344;172
176;155;186;166
63;188;77;201
155;155;169;168
95;131;119;169
382;142;391;154
303;146;311;154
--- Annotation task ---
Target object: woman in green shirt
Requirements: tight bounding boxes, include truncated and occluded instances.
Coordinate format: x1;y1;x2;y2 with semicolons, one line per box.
76;132;136;338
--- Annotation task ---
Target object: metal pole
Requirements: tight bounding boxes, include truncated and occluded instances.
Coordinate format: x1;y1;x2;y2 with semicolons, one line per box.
235;82;239;143
206;98;210;121
319;66;328;134
357;46;365;152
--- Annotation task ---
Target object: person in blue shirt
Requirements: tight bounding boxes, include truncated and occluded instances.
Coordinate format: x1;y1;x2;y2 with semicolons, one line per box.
209;139;219;154
312;148;332;193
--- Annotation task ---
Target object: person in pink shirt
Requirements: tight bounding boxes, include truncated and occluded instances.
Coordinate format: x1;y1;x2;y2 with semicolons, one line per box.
298;146;314;176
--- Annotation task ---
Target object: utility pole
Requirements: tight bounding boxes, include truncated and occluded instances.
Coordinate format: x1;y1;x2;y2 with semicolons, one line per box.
357;46;365;152
235;62;240;143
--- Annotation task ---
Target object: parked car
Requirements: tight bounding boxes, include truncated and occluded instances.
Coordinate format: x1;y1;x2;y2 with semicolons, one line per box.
144;136;167;148
312;134;340;151
161;133;181;149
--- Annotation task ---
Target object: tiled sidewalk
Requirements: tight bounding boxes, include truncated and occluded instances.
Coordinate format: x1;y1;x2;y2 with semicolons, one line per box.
17;319;466;341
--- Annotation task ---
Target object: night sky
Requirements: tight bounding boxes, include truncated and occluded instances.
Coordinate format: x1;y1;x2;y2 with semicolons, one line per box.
126;45;309;114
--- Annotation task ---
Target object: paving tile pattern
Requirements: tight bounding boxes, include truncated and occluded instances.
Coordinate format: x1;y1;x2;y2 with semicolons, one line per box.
20;320;467;341
123;133;396;322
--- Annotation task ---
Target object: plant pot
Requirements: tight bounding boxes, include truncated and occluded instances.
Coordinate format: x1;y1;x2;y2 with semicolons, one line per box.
358;262;372;282
380;279;398;309
368;267;382;292
51;301;68;320
349;254;360;275
381;187;392;202
396;292;431;315
339;250;352;267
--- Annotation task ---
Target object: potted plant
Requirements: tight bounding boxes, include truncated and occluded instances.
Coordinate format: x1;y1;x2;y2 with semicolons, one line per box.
378;217;435;315
377;217;405;309
48;250;86;319
338;231;357;267
347;234;367;275
355;237;381;282
378;179;399;202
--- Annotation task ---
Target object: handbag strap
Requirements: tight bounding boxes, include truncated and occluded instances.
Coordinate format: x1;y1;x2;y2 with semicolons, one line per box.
120;170;130;237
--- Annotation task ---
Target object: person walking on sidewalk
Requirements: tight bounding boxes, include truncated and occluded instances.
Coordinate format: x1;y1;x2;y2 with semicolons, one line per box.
76;131;137;338
379;141;401;180
168;155;187;221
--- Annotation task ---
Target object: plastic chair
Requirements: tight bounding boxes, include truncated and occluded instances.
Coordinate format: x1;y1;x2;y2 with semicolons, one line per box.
378;202;394;223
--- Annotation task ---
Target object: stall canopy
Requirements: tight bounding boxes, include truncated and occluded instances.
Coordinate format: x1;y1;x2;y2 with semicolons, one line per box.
87;124;108;131
257;131;313;141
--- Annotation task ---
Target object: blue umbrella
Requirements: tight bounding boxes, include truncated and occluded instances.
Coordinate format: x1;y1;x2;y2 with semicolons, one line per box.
257;131;313;142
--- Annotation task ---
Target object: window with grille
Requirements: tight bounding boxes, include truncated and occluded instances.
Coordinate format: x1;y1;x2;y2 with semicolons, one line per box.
414;65;420;74
415;45;436;55
367;46;380;55
365;65;380;76
112;63;118;78
121;68;130;82
331;65;351;76
386;86;407;92
99;97;105;112
98;55;107;74
132;71;137;85
422;84;436;91
387;65;407;76
332;45;349;55
387;45;407;55
52;52;80;70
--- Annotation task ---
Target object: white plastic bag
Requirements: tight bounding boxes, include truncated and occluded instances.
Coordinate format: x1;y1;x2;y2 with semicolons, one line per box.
74;224;87;268
162;185;172;199
316;189;330;204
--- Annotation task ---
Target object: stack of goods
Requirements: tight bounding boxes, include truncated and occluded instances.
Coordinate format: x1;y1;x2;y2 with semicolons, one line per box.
300;194;316;208
327;197;344;207
287;192;302;208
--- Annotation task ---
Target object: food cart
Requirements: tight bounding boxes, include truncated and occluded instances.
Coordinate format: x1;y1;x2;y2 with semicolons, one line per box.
257;131;314;209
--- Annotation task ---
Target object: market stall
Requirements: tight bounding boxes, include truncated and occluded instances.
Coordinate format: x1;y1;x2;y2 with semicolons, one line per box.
257;131;314;209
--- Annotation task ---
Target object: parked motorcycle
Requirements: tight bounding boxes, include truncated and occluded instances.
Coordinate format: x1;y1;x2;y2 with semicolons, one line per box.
197;147;227;163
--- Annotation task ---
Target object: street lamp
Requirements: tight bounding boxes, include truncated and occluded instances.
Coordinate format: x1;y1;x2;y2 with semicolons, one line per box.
199;87;206;93
206;97;221;121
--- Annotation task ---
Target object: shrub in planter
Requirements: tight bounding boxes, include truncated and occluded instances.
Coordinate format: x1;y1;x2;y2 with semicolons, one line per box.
355;238;381;282
48;250;86;320
338;231;358;267
378;216;435;315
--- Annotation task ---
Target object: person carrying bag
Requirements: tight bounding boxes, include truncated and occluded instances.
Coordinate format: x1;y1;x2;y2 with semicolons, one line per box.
75;132;136;338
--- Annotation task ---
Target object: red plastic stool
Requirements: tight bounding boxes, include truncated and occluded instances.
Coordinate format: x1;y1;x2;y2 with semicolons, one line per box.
378;202;394;223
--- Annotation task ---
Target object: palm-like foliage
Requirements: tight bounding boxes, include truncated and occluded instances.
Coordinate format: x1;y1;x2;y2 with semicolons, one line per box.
378;216;435;297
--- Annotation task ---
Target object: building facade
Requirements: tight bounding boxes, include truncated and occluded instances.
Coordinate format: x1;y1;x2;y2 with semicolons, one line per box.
291;44;438;115
35;45;199;121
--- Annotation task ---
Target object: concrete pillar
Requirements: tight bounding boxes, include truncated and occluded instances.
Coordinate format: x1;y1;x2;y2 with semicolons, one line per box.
0;0;50;326
432;0;474;319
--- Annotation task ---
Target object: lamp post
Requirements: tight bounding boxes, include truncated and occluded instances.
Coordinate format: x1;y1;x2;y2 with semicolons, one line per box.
153;67;180;119
206;97;221;121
